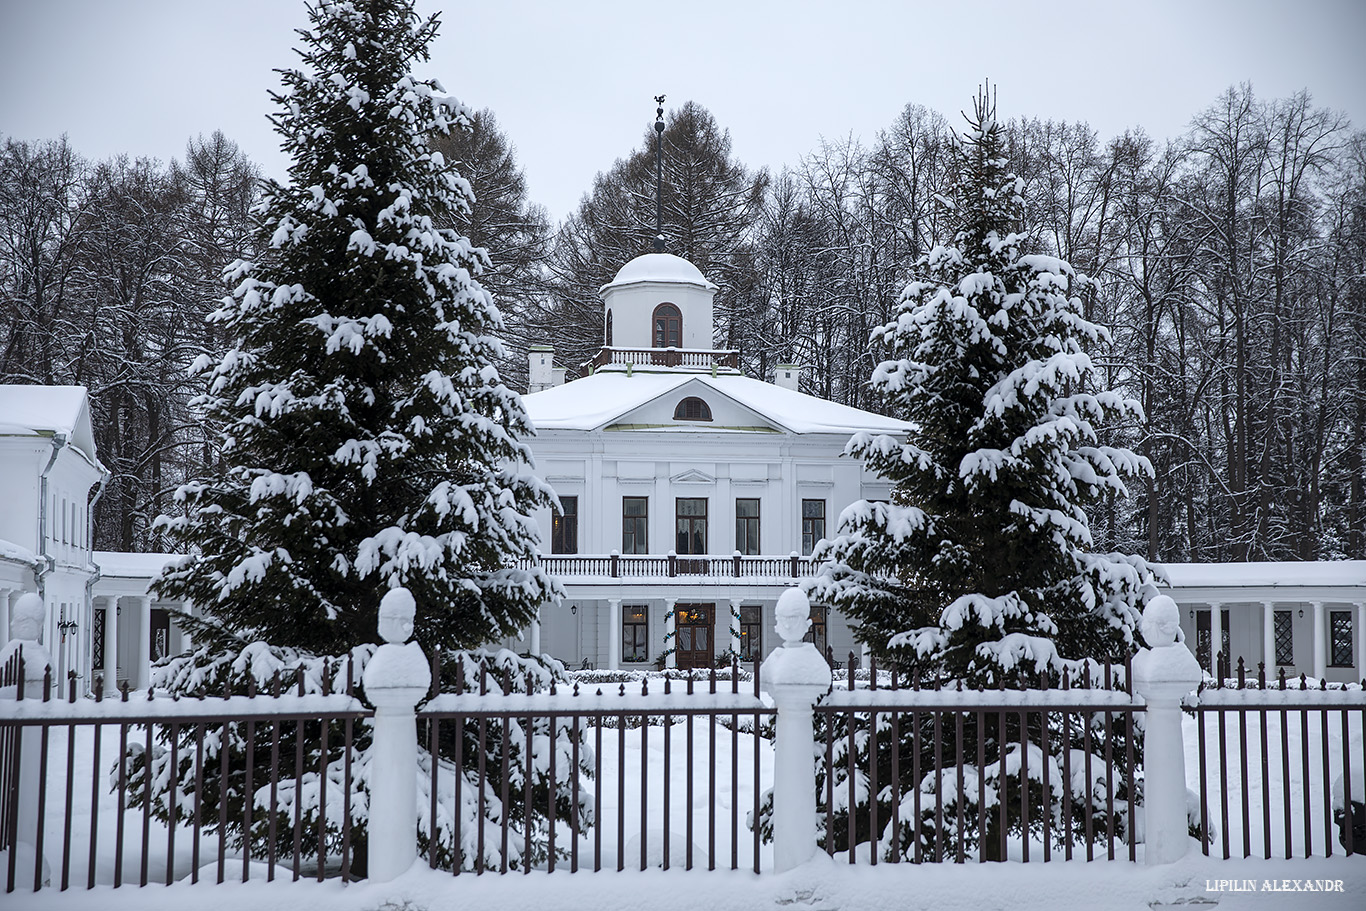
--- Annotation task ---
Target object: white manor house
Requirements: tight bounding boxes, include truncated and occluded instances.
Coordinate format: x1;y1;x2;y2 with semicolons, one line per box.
1;251;1364;690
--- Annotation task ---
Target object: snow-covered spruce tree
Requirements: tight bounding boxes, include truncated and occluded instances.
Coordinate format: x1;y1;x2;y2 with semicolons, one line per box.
805;89;1164;860
134;0;583;874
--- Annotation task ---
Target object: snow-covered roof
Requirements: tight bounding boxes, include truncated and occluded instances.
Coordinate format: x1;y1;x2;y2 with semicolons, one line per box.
1160;561;1366;590
524;371;911;436
94;551;185;579
0;385;99;462
600;253;718;294
0;537;38;567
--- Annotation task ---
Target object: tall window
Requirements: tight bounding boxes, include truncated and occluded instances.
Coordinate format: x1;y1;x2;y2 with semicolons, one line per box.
622;497;648;554
605;309;613;346
551;496;578;554
1274;610;1294;665
801;499;826;556
676;498;707;554
1331;610;1353;667
739;605;763;661
653;303;682;348
623;606;649;663
735;498;760;555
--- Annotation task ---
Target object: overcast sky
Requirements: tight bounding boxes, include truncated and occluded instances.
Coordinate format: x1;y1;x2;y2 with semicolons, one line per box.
2;0;1363;224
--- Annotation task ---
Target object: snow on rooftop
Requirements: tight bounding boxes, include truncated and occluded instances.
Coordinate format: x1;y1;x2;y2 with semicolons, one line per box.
601;253;718;293
1160;560;1366;590
94;551;185;578
0;537;37;566
0;384;98;461
524;371;911;436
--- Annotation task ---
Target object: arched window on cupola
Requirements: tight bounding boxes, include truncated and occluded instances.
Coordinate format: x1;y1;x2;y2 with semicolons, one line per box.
673;397;712;422
605;309;613;346
653;303;682;348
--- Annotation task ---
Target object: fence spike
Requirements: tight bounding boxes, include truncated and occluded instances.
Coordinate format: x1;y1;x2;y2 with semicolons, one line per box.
710;669;717;695
68;669;77;702
225;676;233;700
573;681;580;697
664;677;671;695
550;678;557;696
956;679;963;692
1236;656;1245;689
94;673;104;702
120;680;130;702
43;664;52;700
247;673;257;698
347;654;356;696
1104;656;1112;690
619;683;626;698
296;666;305;696
1299;673;1307;691
1257;661;1265;690
870;655;878;690
502;668;512;696
1278;666;1286;690
642;678;649;696
596;687;603;697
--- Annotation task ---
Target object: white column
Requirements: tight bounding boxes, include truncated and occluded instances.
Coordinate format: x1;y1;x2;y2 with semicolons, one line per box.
1311;600;1326;681
135;594;151;689
664;597;677;670
104;596;119;688
1133;596;1204;866
529;617;541;657
607;598;622;671
1262;601;1275;676
729;598;743;659
1209;602;1222;679
1357;602;1365;679
0;587;13;642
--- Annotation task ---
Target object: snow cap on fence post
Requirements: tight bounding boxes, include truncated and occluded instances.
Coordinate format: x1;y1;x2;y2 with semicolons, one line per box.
362;587;430;883
761;587;832;872
0;593;53;886
1;593;52;687
1132;594;1203;866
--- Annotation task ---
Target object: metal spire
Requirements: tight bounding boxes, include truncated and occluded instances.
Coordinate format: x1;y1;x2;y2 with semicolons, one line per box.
652;94;665;253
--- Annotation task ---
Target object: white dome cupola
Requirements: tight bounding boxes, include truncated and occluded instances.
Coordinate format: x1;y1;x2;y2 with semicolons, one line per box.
599;253;718;352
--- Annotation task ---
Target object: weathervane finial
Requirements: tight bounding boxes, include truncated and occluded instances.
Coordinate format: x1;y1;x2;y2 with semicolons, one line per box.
652;94;666;253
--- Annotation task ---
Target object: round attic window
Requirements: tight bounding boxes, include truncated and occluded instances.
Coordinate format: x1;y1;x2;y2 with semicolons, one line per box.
673;397;712;422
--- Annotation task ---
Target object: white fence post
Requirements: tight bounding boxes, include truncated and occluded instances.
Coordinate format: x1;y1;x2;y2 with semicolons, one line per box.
361;589;430;883
1132;594;1204;865
1;593;54;886
761;588;831;873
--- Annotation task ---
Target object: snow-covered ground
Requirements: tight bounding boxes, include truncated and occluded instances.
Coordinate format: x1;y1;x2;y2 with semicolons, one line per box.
5;709;1365;909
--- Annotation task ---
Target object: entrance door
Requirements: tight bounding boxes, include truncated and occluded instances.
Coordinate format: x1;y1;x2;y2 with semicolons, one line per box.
675;604;713;669
1195;608;1230;673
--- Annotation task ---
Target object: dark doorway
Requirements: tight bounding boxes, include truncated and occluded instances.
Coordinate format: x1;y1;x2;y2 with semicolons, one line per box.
150;608;171;662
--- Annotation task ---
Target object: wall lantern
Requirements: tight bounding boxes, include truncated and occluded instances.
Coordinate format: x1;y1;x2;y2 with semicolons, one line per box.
570;604;577;615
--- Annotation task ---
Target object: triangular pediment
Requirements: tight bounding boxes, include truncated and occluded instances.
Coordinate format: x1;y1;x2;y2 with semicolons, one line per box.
669;468;716;485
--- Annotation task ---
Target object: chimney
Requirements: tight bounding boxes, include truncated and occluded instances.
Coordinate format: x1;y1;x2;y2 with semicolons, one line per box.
529;345;556;393
774;364;801;391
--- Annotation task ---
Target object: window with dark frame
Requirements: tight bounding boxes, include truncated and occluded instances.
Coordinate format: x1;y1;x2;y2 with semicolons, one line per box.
739;605;762;661
1330;610;1353;667
735;498;760;555
1274;609;1294;666
622;497;648;554
623;605;649;663
551;495;578;554
801;499;826;556
673;397;712;421
676;498;707;555
605;309;613;346
652;303;682;348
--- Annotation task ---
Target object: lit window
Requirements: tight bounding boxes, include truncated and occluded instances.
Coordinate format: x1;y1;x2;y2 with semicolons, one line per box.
739;605;762;661
623;606;649;663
